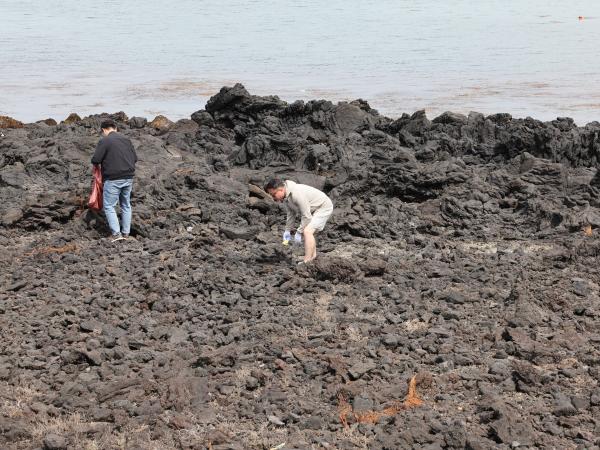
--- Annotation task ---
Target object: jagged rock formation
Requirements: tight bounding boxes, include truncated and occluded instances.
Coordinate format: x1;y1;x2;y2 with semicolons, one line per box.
1;84;600;448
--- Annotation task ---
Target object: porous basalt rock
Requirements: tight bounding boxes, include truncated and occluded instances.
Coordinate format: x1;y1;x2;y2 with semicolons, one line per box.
1;84;599;449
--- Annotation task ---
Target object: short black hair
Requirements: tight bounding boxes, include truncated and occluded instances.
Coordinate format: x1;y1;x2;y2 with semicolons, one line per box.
100;119;117;130
264;178;285;192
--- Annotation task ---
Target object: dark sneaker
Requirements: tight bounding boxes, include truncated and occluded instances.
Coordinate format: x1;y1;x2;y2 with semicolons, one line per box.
110;234;126;242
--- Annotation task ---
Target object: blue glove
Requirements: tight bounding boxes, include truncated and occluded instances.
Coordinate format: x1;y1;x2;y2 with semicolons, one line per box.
283;230;291;243
294;231;302;244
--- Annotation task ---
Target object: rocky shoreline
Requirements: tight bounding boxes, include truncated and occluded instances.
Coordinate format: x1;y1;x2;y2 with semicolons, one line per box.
1;84;600;449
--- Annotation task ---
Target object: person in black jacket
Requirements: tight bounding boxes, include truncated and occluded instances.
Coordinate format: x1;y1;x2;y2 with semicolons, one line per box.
91;119;137;241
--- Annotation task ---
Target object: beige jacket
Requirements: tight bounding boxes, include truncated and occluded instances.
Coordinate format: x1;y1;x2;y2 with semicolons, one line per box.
284;180;333;232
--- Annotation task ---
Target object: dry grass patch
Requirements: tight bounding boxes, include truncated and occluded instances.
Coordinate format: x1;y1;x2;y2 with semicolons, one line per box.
0;379;177;450
313;292;334;330
343;323;367;343
0;383;39;418
402;319;428;333
25;243;79;257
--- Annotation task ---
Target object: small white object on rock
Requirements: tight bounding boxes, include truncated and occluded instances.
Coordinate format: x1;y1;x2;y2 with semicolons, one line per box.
268;415;285;426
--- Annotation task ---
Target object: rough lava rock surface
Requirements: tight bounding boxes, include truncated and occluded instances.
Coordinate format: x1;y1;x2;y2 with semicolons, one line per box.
1;84;600;449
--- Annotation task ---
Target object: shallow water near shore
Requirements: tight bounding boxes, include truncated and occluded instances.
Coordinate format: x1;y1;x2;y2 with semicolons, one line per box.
2;0;600;123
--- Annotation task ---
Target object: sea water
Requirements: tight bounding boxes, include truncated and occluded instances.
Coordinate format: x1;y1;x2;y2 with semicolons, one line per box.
1;0;599;124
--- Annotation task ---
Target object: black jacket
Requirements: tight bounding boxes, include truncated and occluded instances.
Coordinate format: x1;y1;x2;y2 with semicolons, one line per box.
91;132;137;180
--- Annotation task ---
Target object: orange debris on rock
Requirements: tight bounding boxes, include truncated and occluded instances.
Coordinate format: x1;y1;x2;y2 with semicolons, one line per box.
404;375;424;407
338;375;424;427
26;243;79;257
338;393;353;428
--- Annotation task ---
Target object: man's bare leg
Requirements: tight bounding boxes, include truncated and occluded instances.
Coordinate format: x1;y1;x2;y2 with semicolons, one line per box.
303;227;317;262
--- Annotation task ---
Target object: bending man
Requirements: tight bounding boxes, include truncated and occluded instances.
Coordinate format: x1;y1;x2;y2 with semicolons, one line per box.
265;178;333;263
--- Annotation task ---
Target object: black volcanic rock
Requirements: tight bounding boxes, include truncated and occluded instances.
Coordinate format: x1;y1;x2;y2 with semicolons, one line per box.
0;84;599;449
